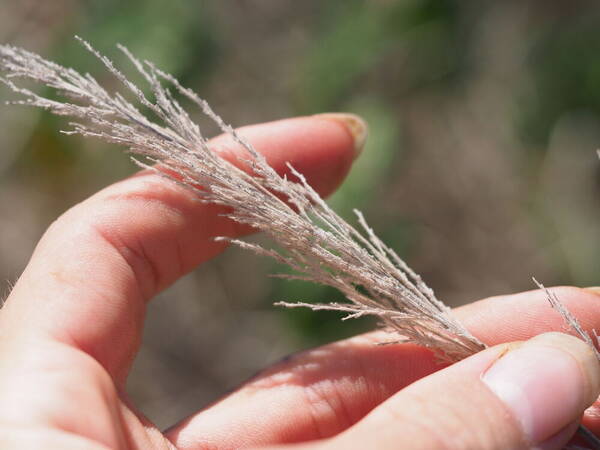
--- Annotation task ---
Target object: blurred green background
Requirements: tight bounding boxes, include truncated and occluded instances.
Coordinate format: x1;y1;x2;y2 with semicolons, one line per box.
1;0;599;428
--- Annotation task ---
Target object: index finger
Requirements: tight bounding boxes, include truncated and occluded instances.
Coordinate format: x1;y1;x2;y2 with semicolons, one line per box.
0;114;365;383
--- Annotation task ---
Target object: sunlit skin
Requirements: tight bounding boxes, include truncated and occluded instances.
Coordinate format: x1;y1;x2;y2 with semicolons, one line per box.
0;116;599;449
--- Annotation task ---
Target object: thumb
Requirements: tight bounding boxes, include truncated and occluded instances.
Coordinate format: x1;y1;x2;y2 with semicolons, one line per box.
332;332;600;450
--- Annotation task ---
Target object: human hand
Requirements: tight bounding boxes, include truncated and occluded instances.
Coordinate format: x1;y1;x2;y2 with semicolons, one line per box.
0;115;599;449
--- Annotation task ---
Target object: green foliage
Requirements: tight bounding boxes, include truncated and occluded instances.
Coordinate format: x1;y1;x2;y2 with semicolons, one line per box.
296;0;462;113
19;0;220;196
64;0;219;82
519;11;600;147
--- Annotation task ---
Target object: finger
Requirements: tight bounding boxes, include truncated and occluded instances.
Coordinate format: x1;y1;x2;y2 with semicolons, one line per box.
166;287;600;449
167;331;439;449
454;286;600;345
331;332;600;450
1;114;365;383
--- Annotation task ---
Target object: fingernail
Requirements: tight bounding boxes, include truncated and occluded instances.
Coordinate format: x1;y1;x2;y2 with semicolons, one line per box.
584;287;600;296
314;113;368;157
482;332;600;445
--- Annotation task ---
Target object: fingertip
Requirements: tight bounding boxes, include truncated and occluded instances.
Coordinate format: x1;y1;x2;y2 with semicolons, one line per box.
482;332;600;446
312;112;368;158
528;332;600;406
209;115;365;198
583;286;600;296
455;286;600;347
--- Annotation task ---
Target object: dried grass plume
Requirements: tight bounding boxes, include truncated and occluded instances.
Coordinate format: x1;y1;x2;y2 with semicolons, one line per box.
1;38;593;363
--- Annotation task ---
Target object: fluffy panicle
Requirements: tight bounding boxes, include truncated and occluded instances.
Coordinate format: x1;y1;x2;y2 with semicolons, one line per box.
1;38;505;362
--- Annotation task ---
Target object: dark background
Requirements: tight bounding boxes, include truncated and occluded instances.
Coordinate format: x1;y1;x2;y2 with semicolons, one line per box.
1;0;599;428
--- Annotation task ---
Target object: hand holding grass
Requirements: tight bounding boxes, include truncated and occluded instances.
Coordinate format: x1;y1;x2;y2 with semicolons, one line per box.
1;42;600;449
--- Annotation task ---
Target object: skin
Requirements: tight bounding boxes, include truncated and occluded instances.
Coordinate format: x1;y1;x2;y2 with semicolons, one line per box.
0;116;598;449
